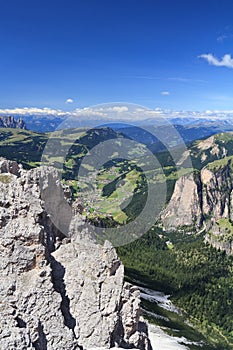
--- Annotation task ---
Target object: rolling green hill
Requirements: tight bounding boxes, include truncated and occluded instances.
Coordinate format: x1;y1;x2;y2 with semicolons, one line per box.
0;127;120;169
0;128;47;168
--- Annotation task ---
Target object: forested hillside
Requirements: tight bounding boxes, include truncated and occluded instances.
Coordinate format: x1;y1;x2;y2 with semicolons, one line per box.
118;229;233;349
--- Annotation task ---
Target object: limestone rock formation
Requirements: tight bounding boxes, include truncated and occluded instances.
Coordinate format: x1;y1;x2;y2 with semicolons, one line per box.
201;164;233;222
0;158;151;350
161;172;203;230
161;158;233;253
0;116;26;129
162;160;233;229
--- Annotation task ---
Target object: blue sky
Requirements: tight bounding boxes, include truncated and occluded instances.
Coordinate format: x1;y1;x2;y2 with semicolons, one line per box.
1;0;233;111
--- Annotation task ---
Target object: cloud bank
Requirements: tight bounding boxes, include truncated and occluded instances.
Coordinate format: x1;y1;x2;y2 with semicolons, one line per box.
1;105;233;123
0;107;69;116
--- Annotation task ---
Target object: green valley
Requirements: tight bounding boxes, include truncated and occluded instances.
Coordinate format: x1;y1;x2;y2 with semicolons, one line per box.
1;126;233;349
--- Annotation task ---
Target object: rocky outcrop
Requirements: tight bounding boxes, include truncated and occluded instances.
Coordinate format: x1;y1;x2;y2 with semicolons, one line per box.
205;231;233;255
161;172;203;229
162;160;233;229
161;158;233;253
0;159;151;350
0;116;26;129
201;163;233;222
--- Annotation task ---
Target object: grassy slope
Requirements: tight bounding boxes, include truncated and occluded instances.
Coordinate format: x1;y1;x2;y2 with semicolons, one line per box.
0;128;48;168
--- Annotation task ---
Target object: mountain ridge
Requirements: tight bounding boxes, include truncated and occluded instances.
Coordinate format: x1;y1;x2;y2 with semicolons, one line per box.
0;116;26;129
0;157;151;350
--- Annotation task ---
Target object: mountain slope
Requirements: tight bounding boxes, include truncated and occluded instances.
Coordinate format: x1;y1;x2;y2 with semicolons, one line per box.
0;127;121;169
180;132;233;169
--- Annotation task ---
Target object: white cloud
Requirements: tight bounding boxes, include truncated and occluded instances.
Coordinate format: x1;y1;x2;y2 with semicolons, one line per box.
73;108;106;118
217;34;228;42
168;77;190;83
131;75;159;80
161;91;170;96
96;106;129;113
216;30;233;43
111;106;128;112
168;77;206;83
0;107;70;116
65;98;74;104
199;53;233;68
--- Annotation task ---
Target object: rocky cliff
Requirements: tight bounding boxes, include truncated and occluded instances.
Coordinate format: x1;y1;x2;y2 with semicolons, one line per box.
161;171;203;230
0;116;26;129
161;157;233;253
0;158;151;350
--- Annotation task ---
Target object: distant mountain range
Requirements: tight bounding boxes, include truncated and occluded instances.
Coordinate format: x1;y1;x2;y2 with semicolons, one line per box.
2;113;233;153
3;114;233;147
104;122;233;153
2;111;233;133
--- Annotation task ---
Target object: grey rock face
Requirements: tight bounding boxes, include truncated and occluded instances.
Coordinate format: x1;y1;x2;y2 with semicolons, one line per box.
201;165;233;221
0;116;26;129
161;172;203;230
162;161;233;230
0;159;151;350
0;157;23;176
161;159;233;253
